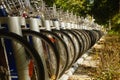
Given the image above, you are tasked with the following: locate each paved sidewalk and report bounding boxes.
[68,55,98,80]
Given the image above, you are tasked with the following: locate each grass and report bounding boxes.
[92,33,120,80]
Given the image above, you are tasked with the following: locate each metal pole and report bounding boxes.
[60,22,66,29]
[44,20,51,31]
[53,21,60,30]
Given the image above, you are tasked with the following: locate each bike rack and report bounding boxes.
[25,18,49,80]
[0,0,104,80]
[0,17,31,80]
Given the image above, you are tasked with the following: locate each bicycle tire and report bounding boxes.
[22,29,68,79]
[72,29,87,53]
[62,29,81,62]
[0,29,45,80]
[40,30,69,78]
[52,29,76,69]
[80,30,92,50]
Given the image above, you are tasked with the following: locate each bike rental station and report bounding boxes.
[0,0,104,80]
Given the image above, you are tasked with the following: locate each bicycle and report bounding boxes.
[0,28,45,80]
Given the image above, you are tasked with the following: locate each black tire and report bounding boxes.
[23,29,68,79]
[0,29,45,80]
[81,30,92,50]
[22,29,59,79]
[62,29,81,62]
[72,29,87,53]
[70,30,84,54]
[52,29,76,69]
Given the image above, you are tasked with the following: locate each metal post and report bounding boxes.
[44,20,51,31]
[19,17,26,28]
[53,21,60,30]
[49,20,54,28]
[66,22,71,29]
[60,22,66,29]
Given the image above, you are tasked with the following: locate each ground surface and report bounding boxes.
[68,34,120,80]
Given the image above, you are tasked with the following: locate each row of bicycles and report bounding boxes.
[0,0,103,80]
[0,17,103,80]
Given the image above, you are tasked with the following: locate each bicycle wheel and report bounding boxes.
[70,30,85,54]
[80,30,92,50]
[22,29,60,79]
[52,29,75,69]
[0,39,9,80]
[83,30,96,47]
[23,30,67,79]
[92,30,102,41]
[72,29,88,53]
[62,29,81,62]
[0,29,45,80]
[84,30,97,47]
[40,30,69,78]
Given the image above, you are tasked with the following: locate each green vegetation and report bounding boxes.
[108,27,120,35]
[44,0,120,32]
[54,0,89,16]
[91,0,119,25]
